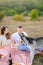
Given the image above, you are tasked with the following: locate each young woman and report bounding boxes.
[0,26,11,47]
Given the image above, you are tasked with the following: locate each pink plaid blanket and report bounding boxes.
[0,45,31,65]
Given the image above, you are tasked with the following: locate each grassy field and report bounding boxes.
[0,16,43,38]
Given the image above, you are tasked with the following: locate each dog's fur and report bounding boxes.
[24,36,43,48]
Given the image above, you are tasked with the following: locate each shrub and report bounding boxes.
[23,11,28,16]
[40,11,43,16]
[29,9,39,20]
[14,14,25,21]
[6,9,17,16]
[0,12,5,21]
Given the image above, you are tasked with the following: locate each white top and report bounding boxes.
[12,32,28,45]
[0,35,10,46]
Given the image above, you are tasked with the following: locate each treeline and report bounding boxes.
[0,0,43,21]
[0,0,43,16]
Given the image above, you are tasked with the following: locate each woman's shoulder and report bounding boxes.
[0,35,3,41]
[0,35,3,38]
[0,35,6,40]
